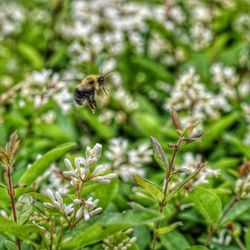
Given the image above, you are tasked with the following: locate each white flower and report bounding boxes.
[44,189,73,215]
[106,138,151,182]
[179,153,220,187]
[63,144,116,185]
[75,197,102,221]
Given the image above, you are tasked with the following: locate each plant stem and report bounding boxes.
[205,196,238,246]
[49,217,55,250]
[235,237,247,250]
[152,138,183,250]
[6,164,22,250]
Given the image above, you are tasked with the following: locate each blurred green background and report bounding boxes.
[0,0,250,249]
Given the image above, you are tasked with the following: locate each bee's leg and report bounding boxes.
[87,95,96,111]
[102,87,109,96]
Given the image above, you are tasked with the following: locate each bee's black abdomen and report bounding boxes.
[74,87,95,106]
[74,88,84,105]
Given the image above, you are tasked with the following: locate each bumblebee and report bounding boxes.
[74,71,112,112]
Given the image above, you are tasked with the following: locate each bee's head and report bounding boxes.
[97,76,105,87]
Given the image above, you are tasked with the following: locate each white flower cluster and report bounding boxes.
[178,152,220,187]
[235,174,250,200]
[165,67,229,124]
[64,143,116,185]
[233,13,250,42]
[189,3,214,50]
[19,69,72,113]
[102,228,137,250]
[211,63,239,100]
[212,228,232,246]
[62,0,167,58]
[114,88,139,111]
[44,189,74,216]
[0,2,25,40]
[106,138,152,182]
[44,144,116,224]
[44,189,102,222]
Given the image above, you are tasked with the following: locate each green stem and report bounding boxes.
[6,164,22,250]
[152,138,183,250]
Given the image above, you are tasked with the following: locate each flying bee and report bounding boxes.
[74,71,112,112]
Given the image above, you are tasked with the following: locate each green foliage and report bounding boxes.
[190,187,222,225]
[0,0,250,249]
[0,217,41,247]
[156,222,183,235]
[134,175,164,202]
[18,142,76,194]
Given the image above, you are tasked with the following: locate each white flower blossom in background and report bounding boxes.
[0,2,25,40]
[235,174,250,200]
[102,228,137,250]
[19,69,72,112]
[165,67,229,125]
[211,63,239,99]
[114,88,139,111]
[190,24,213,50]
[233,13,250,41]
[212,229,232,246]
[35,164,70,195]
[178,152,220,187]
[105,138,152,182]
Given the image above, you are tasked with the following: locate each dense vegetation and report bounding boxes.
[0,0,250,249]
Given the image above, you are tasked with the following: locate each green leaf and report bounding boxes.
[134,175,164,202]
[160,231,190,250]
[131,57,174,82]
[156,222,183,235]
[220,199,250,225]
[93,178,118,209]
[33,123,70,143]
[62,210,161,249]
[0,187,10,210]
[190,187,222,225]
[78,109,114,140]
[17,142,76,196]
[0,217,41,246]
[18,42,44,69]
[225,135,250,158]
[62,224,126,249]
[201,113,239,150]
[184,246,208,250]
[132,112,163,138]
[245,226,250,250]
[151,136,168,170]
[5,240,18,250]
[16,196,33,224]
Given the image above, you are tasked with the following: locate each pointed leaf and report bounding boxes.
[171,106,182,131]
[0,217,41,246]
[151,136,168,169]
[5,241,18,250]
[190,187,222,225]
[17,142,76,196]
[201,113,239,149]
[134,175,164,202]
[184,246,208,250]
[156,222,183,235]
